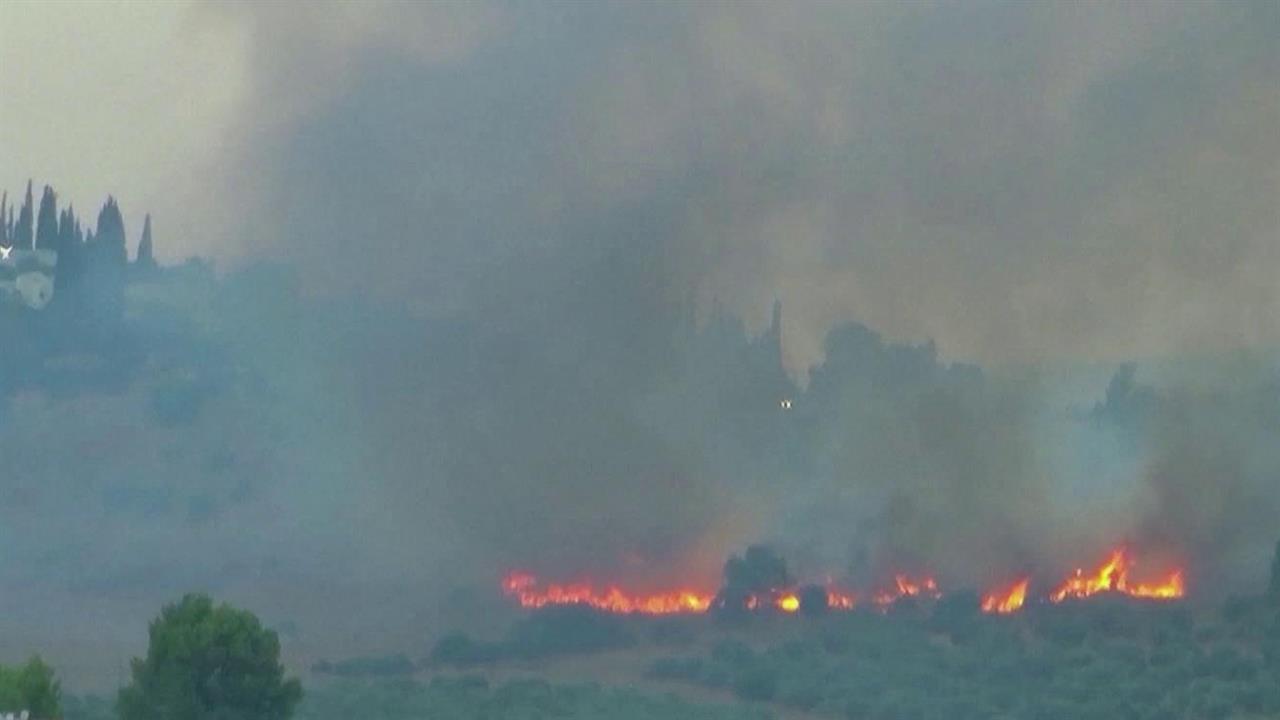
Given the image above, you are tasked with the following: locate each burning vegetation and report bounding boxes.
[503,545,1185,618]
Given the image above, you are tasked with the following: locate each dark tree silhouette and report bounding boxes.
[798,584,830,616]
[35,185,58,251]
[135,213,157,273]
[13,180,34,250]
[54,205,84,303]
[84,196,128,324]
[0,191,7,246]
[717,545,793,614]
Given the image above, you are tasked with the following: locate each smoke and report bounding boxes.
[1098,360,1280,594]
[201,0,1279,369]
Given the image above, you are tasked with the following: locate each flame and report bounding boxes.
[501,572,714,615]
[826,589,857,610]
[981,577,1029,614]
[1049,549,1184,603]
[871,574,941,606]
[503,549,1185,618]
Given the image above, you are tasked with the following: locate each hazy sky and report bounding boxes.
[3,0,1277,370]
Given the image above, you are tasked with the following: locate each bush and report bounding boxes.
[503,605,635,659]
[430,633,503,667]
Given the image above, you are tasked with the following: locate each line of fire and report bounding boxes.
[502,547,1184,618]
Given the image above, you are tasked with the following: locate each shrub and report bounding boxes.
[503,605,635,659]
[430,633,503,667]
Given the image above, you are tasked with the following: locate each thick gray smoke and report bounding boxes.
[1,0,1278,690]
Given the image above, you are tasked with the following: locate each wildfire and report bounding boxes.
[1048,549,1184,603]
[501,572,714,615]
[981,577,1029,614]
[871,574,941,606]
[826,589,857,610]
[502,548,1185,618]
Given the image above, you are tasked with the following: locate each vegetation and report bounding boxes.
[647,594,1280,719]
[312,655,415,679]
[0,656,60,718]
[295,676,774,720]
[116,594,302,720]
[716,545,793,615]
[430,605,635,668]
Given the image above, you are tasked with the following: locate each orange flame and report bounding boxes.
[871,574,941,606]
[981,577,1029,614]
[1049,549,1184,603]
[504,549,1185,618]
[826,589,857,610]
[502,572,714,615]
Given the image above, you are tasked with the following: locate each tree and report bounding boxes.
[716,545,792,614]
[117,594,302,720]
[135,213,157,273]
[54,206,84,305]
[35,185,58,250]
[0,191,7,246]
[14,180,34,250]
[798,584,830,617]
[84,196,129,325]
[0,655,61,718]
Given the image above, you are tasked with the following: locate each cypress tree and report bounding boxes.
[85,196,128,324]
[55,205,83,303]
[94,196,127,265]
[0,191,7,246]
[135,213,156,272]
[14,180,34,249]
[35,185,59,251]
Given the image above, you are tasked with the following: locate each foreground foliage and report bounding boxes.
[0,656,60,718]
[116,594,302,720]
[296,676,773,720]
[648,595,1280,720]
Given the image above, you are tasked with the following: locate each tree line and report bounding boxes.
[1,181,157,323]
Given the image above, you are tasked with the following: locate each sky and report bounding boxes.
[3,0,1277,371]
